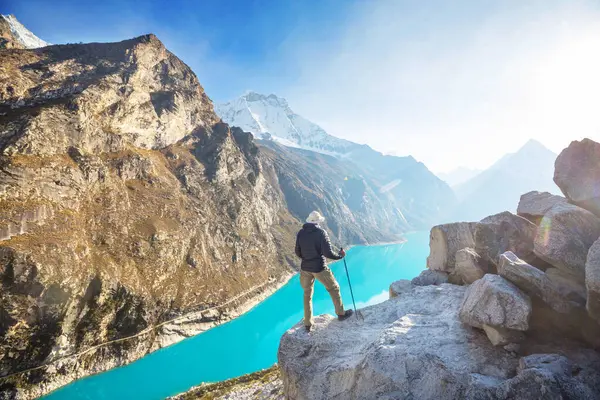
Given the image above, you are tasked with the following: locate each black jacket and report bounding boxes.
[295,223,343,272]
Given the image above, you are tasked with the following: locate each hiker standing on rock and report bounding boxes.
[295,211,354,332]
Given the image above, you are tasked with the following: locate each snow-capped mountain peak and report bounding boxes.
[0,14,50,49]
[216,92,358,156]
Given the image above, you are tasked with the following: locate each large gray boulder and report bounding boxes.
[475,212,537,269]
[455,248,486,284]
[459,274,531,331]
[498,354,600,399]
[482,324,525,346]
[545,268,587,305]
[389,279,412,298]
[411,269,449,286]
[278,284,600,399]
[587,238,600,322]
[517,191,567,224]
[534,202,600,279]
[554,138,600,217]
[498,251,580,314]
[426,222,477,274]
[279,284,519,400]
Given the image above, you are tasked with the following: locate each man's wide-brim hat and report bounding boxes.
[306,210,325,224]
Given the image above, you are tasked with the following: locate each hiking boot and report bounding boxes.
[337,309,354,321]
[305,325,312,333]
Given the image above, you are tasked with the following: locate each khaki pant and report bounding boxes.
[300,268,345,327]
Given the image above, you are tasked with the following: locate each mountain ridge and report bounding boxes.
[216,91,361,156]
[217,91,456,229]
[0,14,49,49]
[437,166,482,187]
[450,139,559,221]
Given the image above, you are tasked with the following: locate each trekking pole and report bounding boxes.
[341,248,363,320]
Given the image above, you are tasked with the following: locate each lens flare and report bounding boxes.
[539,217,552,247]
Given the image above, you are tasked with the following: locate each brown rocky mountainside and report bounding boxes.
[0,34,300,398]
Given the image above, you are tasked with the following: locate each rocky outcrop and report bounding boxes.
[411,269,448,286]
[279,283,600,399]
[426,222,477,274]
[587,238,600,322]
[554,138,600,217]
[0,203,54,241]
[388,279,412,298]
[459,274,531,331]
[498,251,581,313]
[279,284,520,400]
[517,191,566,224]
[481,325,524,347]
[455,247,485,284]
[498,354,600,399]
[425,213,537,283]
[279,138,600,400]
[475,211,537,269]
[534,202,600,279]
[545,268,587,305]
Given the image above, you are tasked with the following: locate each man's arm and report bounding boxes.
[321,230,343,260]
[295,233,302,259]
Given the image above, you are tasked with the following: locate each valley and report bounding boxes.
[1,9,599,400]
[0,16,450,399]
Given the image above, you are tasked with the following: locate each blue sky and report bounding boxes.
[3,0,600,172]
[2,0,355,101]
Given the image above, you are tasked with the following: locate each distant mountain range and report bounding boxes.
[217,92,457,230]
[217,94,562,226]
[449,139,560,221]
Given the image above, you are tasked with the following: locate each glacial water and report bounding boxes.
[42,231,430,400]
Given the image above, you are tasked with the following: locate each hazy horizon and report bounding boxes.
[5,0,600,173]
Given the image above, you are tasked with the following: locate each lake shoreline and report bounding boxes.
[32,235,428,400]
[4,273,295,400]
[342,236,408,251]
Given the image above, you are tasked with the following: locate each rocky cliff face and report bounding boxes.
[279,138,600,399]
[0,35,298,398]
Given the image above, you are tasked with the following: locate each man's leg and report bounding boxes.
[300,270,315,328]
[315,267,345,316]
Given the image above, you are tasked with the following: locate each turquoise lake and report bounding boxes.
[42,231,429,400]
